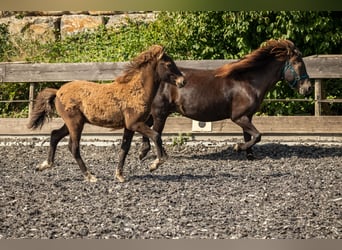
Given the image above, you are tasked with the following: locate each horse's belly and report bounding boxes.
[182,105,230,122]
[83,106,125,129]
[187,113,229,122]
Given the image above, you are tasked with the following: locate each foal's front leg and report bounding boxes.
[132,122,167,172]
[115,128,134,182]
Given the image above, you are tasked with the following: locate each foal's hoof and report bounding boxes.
[115,171,126,183]
[233,143,243,152]
[84,172,97,183]
[36,160,53,171]
[149,158,165,172]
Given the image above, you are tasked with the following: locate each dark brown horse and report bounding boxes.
[139,39,312,160]
[27,45,185,182]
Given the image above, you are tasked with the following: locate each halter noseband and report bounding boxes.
[282,61,309,88]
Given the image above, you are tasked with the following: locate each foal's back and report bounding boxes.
[55,78,147,129]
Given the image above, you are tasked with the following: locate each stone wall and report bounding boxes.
[0,11,157,42]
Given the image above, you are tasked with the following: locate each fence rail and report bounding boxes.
[1,55,342,118]
[0,55,341,138]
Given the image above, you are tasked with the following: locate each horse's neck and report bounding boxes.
[250,59,284,98]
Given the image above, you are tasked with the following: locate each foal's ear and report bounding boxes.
[157,47,165,60]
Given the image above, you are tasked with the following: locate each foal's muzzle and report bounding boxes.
[175,76,186,88]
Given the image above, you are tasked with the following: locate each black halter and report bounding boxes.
[282,61,309,88]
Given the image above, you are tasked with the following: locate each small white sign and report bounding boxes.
[192,120,212,132]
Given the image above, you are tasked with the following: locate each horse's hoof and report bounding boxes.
[246,153,255,160]
[233,143,242,152]
[149,158,165,172]
[162,151,169,161]
[36,160,53,171]
[84,172,97,183]
[139,146,151,161]
[139,152,147,161]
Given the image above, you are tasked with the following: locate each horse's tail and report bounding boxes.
[27,88,57,130]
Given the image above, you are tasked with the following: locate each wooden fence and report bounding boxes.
[0,55,342,138]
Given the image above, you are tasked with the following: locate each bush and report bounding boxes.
[0,23,11,60]
[0,11,341,117]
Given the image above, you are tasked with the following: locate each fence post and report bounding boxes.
[314,79,322,116]
[28,83,35,118]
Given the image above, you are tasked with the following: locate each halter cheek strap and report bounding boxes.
[282,61,309,88]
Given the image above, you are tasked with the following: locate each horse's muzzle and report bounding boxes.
[175,76,186,88]
[299,78,312,96]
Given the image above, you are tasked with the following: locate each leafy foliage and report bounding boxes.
[0,23,11,60]
[0,11,341,117]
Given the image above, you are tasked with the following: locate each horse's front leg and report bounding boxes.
[139,115,153,160]
[232,116,261,160]
[115,128,134,183]
[150,115,169,161]
[139,114,168,161]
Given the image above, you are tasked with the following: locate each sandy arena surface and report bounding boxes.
[0,137,341,239]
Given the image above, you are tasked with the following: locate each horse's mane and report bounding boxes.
[116,45,165,83]
[215,39,300,78]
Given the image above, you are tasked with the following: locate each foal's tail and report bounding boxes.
[27,88,57,130]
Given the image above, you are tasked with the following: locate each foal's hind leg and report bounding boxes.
[67,122,97,183]
[232,116,261,160]
[36,124,69,171]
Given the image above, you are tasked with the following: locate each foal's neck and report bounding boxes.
[141,62,160,102]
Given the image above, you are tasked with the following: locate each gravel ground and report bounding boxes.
[0,137,341,239]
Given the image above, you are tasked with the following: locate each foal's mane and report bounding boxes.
[215,39,300,78]
[116,45,165,83]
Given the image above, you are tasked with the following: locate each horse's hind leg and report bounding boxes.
[232,116,261,160]
[36,124,69,171]
[242,131,255,160]
[67,122,97,183]
[115,128,134,182]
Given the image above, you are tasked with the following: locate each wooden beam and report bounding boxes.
[28,83,35,118]
[0,62,128,83]
[314,79,322,116]
[1,55,341,83]
[1,116,342,136]
[303,55,342,79]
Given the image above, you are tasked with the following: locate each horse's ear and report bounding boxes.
[157,46,165,60]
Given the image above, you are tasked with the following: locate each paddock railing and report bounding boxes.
[0,55,341,138]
